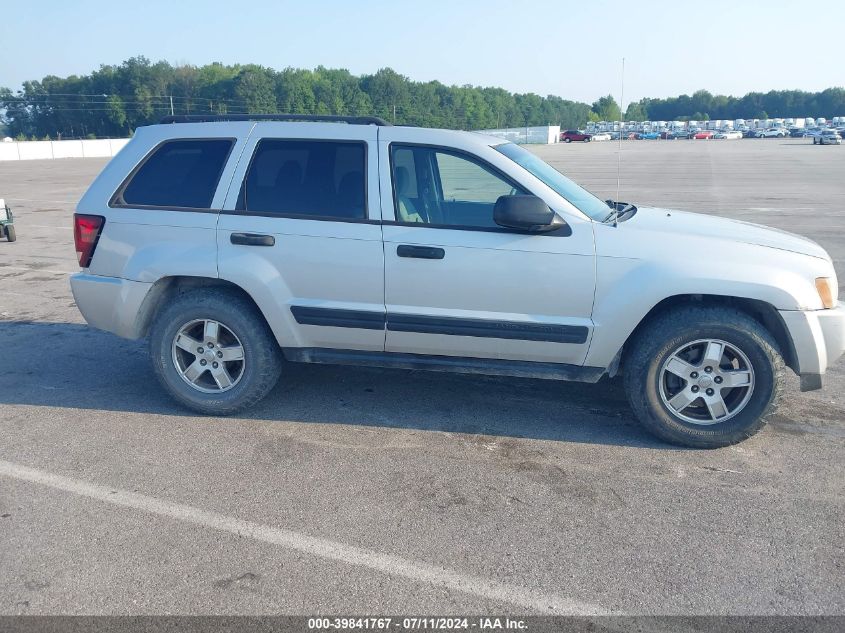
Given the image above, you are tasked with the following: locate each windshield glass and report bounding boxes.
[494,143,610,221]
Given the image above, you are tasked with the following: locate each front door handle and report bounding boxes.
[397,244,445,260]
[230,232,275,247]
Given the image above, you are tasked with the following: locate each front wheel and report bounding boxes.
[149,288,282,415]
[623,306,784,448]
[4,225,15,242]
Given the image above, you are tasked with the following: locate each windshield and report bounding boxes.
[494,142,611,221]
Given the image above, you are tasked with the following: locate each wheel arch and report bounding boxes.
[134,276,275,341]
[616,294,798,375]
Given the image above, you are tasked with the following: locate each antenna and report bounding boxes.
[615,57,625,227]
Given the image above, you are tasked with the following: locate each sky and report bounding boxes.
[1,0,840,105]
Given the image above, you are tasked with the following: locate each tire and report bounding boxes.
[564,138,571,143]
[623,306,784,448]
[4,225,15,242]
[149,288,282,415]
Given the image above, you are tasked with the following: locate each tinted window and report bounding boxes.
[119,139,233,208]
[241,140,366,219]
[391,145,525,228]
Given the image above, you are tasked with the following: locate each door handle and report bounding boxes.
[230,232,275,247]
[397,244,445,259]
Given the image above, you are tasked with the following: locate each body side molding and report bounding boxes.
[289,306,589,344]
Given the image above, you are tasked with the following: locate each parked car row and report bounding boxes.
[560,126,842,144]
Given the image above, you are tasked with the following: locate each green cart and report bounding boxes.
[0,199,15,242]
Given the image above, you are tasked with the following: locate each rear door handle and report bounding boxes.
[230,232,275,247]
[397,244,445,259]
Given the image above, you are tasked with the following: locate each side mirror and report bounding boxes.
[493,195,566,233]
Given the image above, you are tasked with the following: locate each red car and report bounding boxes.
[693,130,715,140]
[560,130,592,143]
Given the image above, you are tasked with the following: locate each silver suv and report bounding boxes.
[71,114,844,448]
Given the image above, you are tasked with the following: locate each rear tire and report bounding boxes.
[564,138,571,143]
[149,288,282,415]
[4,225,15,242]
[623,306,784,448]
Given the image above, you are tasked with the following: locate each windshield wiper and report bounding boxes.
[604,199,637,224]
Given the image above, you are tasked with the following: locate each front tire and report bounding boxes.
[149,288,282,415]
[623,306,784,448]
[4,225,15,242]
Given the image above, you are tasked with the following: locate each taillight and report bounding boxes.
[73,214,105,268]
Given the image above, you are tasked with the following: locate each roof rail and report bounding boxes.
[159,113,392,126]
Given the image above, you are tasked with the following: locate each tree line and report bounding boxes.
[0,57,592,139]
[622,88,845,123]
[1,57,843,139]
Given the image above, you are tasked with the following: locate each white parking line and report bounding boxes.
[0,459,606,614]
[4,197,77,205]
[0,266,75,275]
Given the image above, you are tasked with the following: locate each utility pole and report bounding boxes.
[169,95,174,116]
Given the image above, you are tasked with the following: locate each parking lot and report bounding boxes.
[1,138,843,615]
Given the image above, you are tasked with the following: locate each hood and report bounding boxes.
[626,207,831,261]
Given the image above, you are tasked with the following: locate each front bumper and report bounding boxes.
[70,273,153,339]
[780,302,845,390]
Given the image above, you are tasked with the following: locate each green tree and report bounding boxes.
[591,95,622,121]
[624,101,647,121]
[106,95,127,132]
[233,66,277,113]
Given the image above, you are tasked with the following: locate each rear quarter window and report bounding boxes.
[113,139,234,209]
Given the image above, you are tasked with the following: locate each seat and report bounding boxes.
[273,160,303,212]
[394,166,424,223]
[336,171,365,218]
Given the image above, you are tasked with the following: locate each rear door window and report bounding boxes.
[116,139,233,209]
[239,140,366,219]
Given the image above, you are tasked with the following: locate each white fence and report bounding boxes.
[0,138,130,161]
[474,125,560,144]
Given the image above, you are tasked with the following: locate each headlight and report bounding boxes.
[815,277,837,309]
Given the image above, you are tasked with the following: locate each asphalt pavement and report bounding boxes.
[0,138,843,615]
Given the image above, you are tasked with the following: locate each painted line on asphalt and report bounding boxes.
[0,459,606,615]
[0,266,75,275]
[4,197,77,205]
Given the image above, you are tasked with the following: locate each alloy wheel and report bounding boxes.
[171,319,245,393]
[658,339,755,425]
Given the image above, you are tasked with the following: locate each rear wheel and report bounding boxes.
[4,225,15,242]
[624,306,784,448]
[564,138,572,143]
[149,288,282,415]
